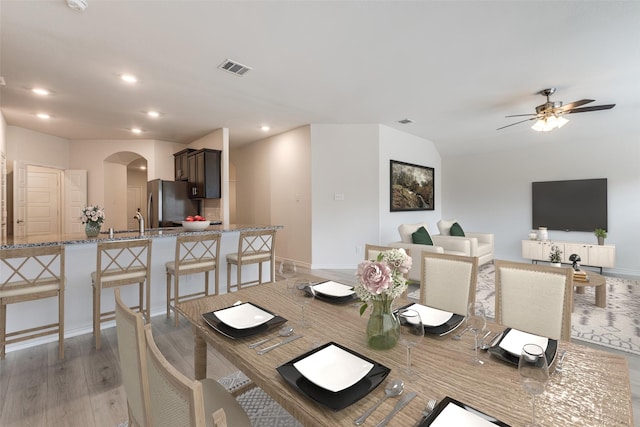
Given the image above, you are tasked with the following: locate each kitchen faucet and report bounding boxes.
[134,208,145,234]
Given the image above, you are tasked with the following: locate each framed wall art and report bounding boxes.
[390,160,434,211]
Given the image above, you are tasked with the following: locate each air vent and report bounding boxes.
[396,118,414,124]
[218,59,252,76]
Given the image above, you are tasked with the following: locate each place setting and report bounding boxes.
[394,302,465,337]
[486,328,558,367]
[201,301,289,340]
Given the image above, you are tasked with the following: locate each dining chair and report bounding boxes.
[1,245,65,360]
[144,326,252,427]
[494,260,573,341]
[419,252,478,316]
[166,233,221,326]
[226,229,276,292]
[91,239,152,349]
[114,288,151,427]
[364,243,411,262]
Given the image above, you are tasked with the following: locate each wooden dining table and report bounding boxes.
[175,276,634,426]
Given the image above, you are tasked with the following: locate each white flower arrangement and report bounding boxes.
[355,248,412,315]
[81,205,105,225]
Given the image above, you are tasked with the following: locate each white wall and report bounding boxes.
[232,126,312,266]
[442,132,640,276]
[6,126,70,169]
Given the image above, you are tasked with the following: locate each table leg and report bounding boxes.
[193,327,207,380]
[595,284,606,308]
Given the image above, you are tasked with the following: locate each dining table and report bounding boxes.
[175,275,634,426]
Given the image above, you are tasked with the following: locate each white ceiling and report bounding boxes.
[1,1,639,157]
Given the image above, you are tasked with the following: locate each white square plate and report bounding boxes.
[293,344,373,392]
[312,281,355,298]
[403,303,453,327]
[213,303,274,330]
[429,401,499,427]
[499,329,548,357]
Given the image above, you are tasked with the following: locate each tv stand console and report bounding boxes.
[521,240,615,274]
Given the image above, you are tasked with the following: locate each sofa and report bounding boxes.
[388,220,494,282]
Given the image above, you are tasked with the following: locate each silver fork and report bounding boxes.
[413,398,437,427]
[452,326,470,340]
[554,350,567,373]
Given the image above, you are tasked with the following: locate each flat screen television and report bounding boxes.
[532,178,607,232]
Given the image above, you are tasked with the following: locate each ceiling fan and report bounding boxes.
[497,88,615,131]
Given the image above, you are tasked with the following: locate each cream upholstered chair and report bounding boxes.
[1,245,65,360]
[226,229,276,292]
[166,233,221,326]
[144,326,252,427]
[364,244,412,263]
[494,260,573,341]
[114,288,151,427]
[92,239,152,349]
[419,252,478,316]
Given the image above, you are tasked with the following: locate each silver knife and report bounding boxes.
[374,391,417,427]
[257,335,303,355]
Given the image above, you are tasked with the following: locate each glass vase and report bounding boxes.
[366,297,400,350]
[85,222,101,238]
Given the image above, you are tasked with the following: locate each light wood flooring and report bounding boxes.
[0,268,638,426]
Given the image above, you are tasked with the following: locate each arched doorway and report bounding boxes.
[103,152,147,230]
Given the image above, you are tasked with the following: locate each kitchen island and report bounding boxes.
[1,223,282,355]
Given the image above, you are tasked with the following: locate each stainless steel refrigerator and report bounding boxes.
[147,179,199,228]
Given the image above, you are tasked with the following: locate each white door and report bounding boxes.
[65,170,87,234]
[13,160,27,238]
[26,165,61,236]
[1,152,6,241]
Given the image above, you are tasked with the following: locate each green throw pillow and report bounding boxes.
[450,222,465,237]
[412,226,433,245]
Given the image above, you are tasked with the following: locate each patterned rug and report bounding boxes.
[117,371,300,427]
[408,264,640,356]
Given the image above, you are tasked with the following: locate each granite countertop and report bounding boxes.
[1,223,283,249]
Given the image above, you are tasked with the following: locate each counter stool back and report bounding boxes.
[226,230,276,292]
[92,239,152,349]
[166,233,221,326]
[1,245,65,360]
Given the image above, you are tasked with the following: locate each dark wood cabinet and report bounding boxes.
[173,148,195,181]
[187,149,221,199]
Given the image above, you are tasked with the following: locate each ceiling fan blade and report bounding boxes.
[565,104,616,114]
[496,117,536,130]
[558,99,594,111]
[504,113,538,118]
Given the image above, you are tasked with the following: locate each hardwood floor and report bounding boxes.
[1,268,638,426]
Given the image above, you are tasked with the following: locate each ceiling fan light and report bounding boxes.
[556,116,569,128]
[532,118,551,132]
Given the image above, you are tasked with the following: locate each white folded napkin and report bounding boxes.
[498,329,548,357]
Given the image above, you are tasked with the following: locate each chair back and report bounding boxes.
[420,252,478,316]
[235,230,276,264]
[364,244,411,262]
[1,245,65,298]
[144,326,214,427]
[114,288,151,427]
[494,260,573,341]
[95,239,152,288]
[170,233,220,285]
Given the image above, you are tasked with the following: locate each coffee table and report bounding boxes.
[573,270,606,309]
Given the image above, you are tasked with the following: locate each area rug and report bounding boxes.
[408,264,640,356]
[117,371,301,427]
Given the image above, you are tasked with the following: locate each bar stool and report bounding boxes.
[226,229,276,292]
[92,239,152,349]
[166,233,221,326]
[1,245,65,360]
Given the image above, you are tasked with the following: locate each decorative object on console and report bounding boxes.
[389,160,434,211]
[528,230,538,240]
[81,205,105,237]
[355,248,412,350]
[548,243,562,266]
[594,228,607,246]
[537,227,548,241]
[569,253,581,271]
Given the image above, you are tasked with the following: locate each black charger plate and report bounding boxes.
[395,303,465,336]
[201,302,287,339]
[487,327,558,366]
[276,341,390,411]
[419,396,511,426]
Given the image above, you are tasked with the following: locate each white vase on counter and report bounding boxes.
[537,227,548,241]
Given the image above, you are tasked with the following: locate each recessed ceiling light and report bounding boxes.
[261,125,270,131]
[147,111,160,118]
[36,113,51,119]
[120,73,138,83]
[32,87,50,96]
[131,128,143,134]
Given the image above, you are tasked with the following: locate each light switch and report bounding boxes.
[334,193,345,201]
